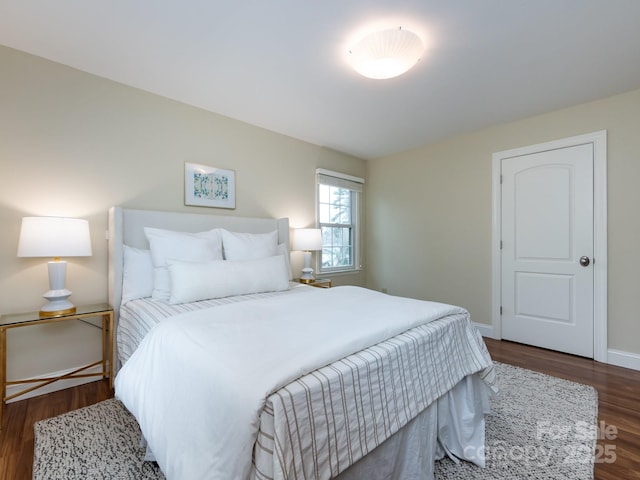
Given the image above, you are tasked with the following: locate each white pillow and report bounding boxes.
[276,242,293,280]
[221,229,278,261]
[121,245,154,304]
[144,227,223,301]
[167,255,290,304]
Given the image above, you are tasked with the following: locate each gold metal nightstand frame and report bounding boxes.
[297,278,332,288]
[0,303,113,428]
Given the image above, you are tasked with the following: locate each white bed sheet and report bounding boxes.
[115,286,495,480]
[117,282,307,364]
[253,308,494,479]
[336,372,491,480]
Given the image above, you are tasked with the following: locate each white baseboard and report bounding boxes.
[474,323,640,371]
[473,322,495,339]
[6,364,105,403]
[607,349,640,371]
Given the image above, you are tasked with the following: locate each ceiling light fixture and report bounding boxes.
[349,26,424,80]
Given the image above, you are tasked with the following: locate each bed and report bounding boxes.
[108,206,496,480]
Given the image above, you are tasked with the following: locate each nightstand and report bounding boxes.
[0,303,113,427]
[298,278,332,288]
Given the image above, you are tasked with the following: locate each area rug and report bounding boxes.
[33,362,598,480]
[434,362,597,479]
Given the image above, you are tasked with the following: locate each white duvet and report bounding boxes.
[115,286,467,480]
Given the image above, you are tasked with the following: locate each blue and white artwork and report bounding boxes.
[193,172,229,200]
[185,162,235,209]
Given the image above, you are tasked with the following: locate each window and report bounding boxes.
[316,169,364,274]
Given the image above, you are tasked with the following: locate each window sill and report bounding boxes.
[319,268,363,277]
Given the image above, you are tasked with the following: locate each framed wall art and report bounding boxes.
[184,162,236,209]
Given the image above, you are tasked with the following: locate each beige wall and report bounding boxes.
[0,46,366,386]
[3,42,638,389]
[366,88,640,356]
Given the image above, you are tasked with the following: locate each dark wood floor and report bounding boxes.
[0,339,638,479]
[0,379,113,480]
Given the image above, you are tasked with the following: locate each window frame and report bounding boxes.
[316,169,364,275]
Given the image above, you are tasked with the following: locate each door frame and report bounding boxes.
[491,131,608,362]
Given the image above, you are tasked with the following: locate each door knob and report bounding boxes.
[579,256,591,267]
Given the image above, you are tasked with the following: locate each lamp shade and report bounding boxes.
[17,217,92,258]
[293,228,323,252]
[349,26,424,80]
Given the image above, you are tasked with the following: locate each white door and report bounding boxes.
[501,143,594,357]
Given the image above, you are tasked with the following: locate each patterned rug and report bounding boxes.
[33,362,597,480]
[434,362,597,479]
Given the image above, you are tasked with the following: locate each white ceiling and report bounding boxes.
[2,1,640,160]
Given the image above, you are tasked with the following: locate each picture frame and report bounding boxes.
[184,162,236,209]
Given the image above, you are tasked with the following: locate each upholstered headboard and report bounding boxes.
[107,206,290,366]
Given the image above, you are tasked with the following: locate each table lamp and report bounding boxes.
[17,216,92,316]
[293,228,323,283]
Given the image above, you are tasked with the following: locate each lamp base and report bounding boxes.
[299,266,315,283]
[40,287,75,317]
[299,251,316,283]
[39,306,76,317]
[38,260,76,316]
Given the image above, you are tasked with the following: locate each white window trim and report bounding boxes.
[316,168,365,186]
[316,169,364,275]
